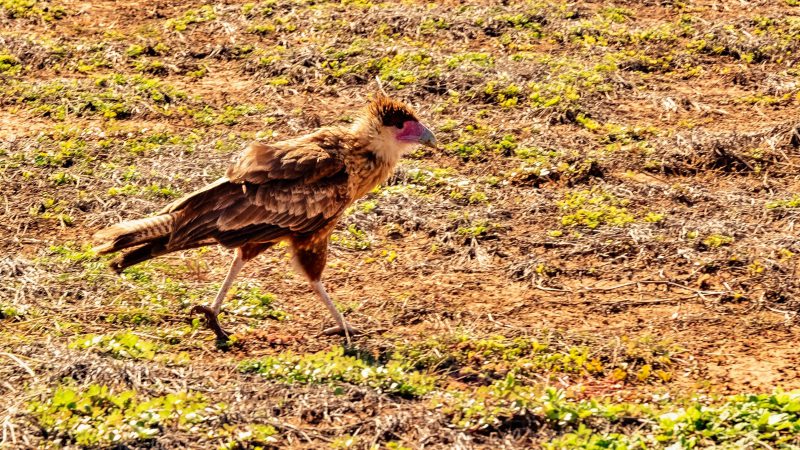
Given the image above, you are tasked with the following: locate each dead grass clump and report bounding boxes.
[647,122,800,175]
[0,0,66,22]
[688,17,800,64]
[0,35,66,72]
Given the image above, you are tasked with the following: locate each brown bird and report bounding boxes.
[92,94,436,342]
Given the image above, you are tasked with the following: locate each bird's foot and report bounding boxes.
[321,324,362,336]
[190,305,231,341]
[320,324,362,344]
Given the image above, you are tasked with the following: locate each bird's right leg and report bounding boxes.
[310,280,360,342]
[191,248,245,340]
[293,237,359,344]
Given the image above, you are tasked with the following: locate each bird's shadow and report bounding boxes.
[214,335,241,351]
[341,342,394,366]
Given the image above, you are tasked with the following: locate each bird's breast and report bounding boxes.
[348,159,394,201]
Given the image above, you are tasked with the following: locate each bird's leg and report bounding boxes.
[191,248,245,340]
[293,237,360,344]
[310,280,359,344]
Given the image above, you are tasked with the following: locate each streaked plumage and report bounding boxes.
[92,94,436,341]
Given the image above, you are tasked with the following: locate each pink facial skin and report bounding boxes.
[396,120,437,148]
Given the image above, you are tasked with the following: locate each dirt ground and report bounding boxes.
[2,0,800,448]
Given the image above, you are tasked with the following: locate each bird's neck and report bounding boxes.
[348,117,410,168]
[339,123,404,200]
[347,148,396,201]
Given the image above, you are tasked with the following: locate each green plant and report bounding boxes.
[445,140,486,160]
[165,5,216,31]
[47,244,97,262]
[240,346,437,397]
[33,138,86,167]
[331,224,371,250]
[8,75,185,120]
[145,183,181,198]
[1,0,66,20]
[226,284,287,320]
[435,374,545,430]
[29,385,223,447]
[49,171,76,185]
[599,6,632,23]
[218,424,278,449]
[0,52,21,74]
[457,221,492,238]
[484,80,523,107]
[0,303,28,320]
[446,52,493,69]
[191,104,262,126]
[558,189,634,229]
[766,196,800,209]
[395,334,674,384]
[376,52,432,89]
[29,198,73,226]
[126,44,145,57]
[643,212,665,223]
[69,332,159,359]
[703,234,734,248]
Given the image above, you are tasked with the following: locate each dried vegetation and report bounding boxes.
[2,0,800,448]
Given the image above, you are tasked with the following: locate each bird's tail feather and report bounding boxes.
[108,238,213,273]
[108,237,168,273]
[92,214,175,255]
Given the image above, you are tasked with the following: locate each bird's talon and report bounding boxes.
[321,325,362,337]
[190,305,231,341]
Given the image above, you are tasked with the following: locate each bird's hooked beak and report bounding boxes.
[398,121,438,149]
[418,124,437,149]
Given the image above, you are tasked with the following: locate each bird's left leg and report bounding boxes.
[293,237,359,344]
[191,243,273,340]
[191,247,245,340]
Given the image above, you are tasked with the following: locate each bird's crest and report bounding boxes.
[367,93,418,129]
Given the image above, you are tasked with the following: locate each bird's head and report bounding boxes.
[354,94,437,163]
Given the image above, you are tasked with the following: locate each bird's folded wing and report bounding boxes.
[227,140,345,184]
[216,180,349,232]
[166,138,350,249]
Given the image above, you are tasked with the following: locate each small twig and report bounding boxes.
[532,279,729,297]
[533,284,571,293]
[580,280,727,296]
[2,414,17,446]
[0,352,35,377]
[375,76,388,96]
[486,313,526,331]
[597,295,698,308]
[266,419,331,443]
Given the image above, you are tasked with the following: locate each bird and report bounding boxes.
[92,93,437,342]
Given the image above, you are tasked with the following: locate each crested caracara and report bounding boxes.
[92,94,436,342]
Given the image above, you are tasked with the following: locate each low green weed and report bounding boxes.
[29,385,223,447]
[240,346,437,397]
[69,332,158,360]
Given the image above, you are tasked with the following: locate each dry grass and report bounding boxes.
[2,0,800,448]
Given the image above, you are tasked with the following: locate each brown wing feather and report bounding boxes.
[166,133,350,250]
[226,136,346,184]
